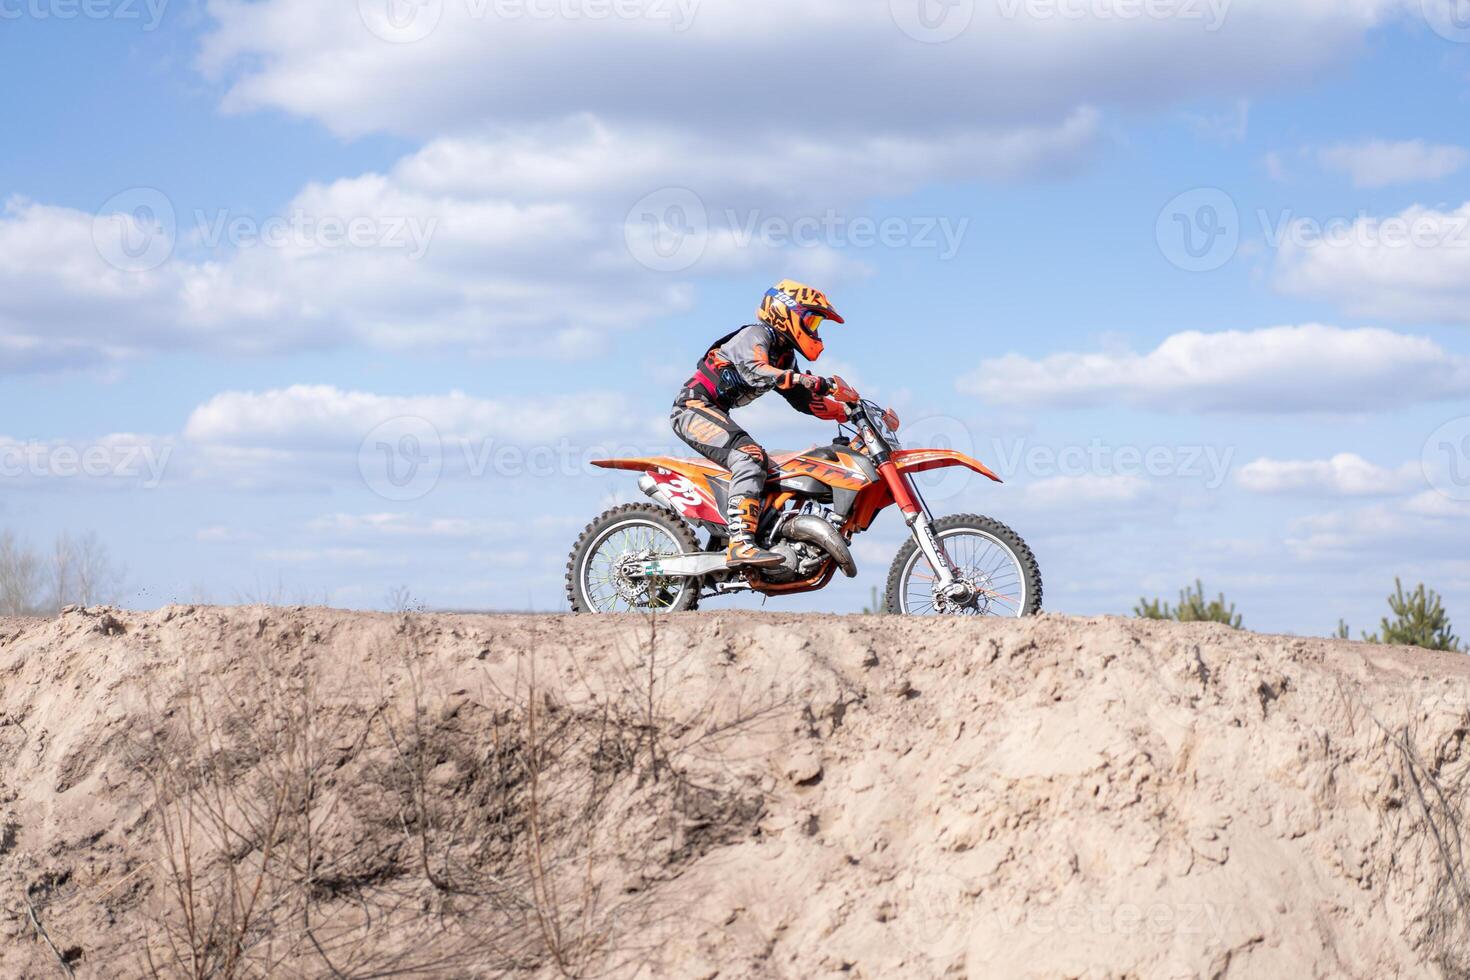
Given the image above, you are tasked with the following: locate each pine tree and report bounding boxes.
[1134,580,1242,628]
[1361,579,1462,653]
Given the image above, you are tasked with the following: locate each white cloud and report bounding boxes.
[392,113,1101,205]
[4,109,1087,373]
[1317,139,1468,188]
[184,384,647,447]
[1287,491,1470,560]
[167,383,674,489]
[1236,453,1419,496]
[960,324,1470,412]
[1181,100,1250,144]
[196,525,259,543]
[0,183,694,373]
[1273,203,1470,324]
[0,432,175,488]
[1021,473,1154,508]
[305,512,516,537]
[197,0,1413,141]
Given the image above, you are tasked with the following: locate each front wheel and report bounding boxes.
[883,514,1042,617]
[566,503,702,613]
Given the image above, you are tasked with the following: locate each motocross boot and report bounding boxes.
[725,497,784,569]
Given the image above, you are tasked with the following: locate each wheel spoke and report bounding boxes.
[579,517,693,614]
[898,526,1029,619]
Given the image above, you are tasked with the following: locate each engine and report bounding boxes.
[757,507,860,584]
[761,539,832,584]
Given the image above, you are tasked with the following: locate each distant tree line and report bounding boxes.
[1136,578,1464,654]
[0,529,125,616]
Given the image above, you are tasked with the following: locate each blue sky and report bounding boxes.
[4,0,1470,632]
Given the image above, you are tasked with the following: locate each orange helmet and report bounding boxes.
[757,279,844,361]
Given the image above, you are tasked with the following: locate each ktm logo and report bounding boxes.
[781,455,868,490]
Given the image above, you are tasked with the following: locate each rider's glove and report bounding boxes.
[781,371,832,396]
[810,398,850,422]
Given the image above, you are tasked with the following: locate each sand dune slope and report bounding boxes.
[1,607,1467,978]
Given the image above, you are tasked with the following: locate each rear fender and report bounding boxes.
[594,457,727,526]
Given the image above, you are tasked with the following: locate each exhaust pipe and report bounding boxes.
[780,515,858,579]
[639,474,680,513]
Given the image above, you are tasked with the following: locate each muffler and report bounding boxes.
[779,515,858,579]
[639,474,680,512]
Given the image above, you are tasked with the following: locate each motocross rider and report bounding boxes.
[671,279,858,569]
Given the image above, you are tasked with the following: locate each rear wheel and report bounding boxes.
[883,514,1042,617]
[566,503,702,613]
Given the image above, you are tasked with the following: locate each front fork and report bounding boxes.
[877,461,958,589]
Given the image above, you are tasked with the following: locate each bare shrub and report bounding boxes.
[1361,694,1470,975]
[0,529,124,616]
[131,613,775,978]
[0,530,43,616]
[50,531,126,611]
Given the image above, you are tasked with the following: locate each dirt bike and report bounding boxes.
[565,391,1042,616]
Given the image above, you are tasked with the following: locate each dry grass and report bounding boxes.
[127,613,773,978]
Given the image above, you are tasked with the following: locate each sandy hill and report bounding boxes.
[1,607,1467,978]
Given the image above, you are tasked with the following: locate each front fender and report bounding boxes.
[888,449,1004,484]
